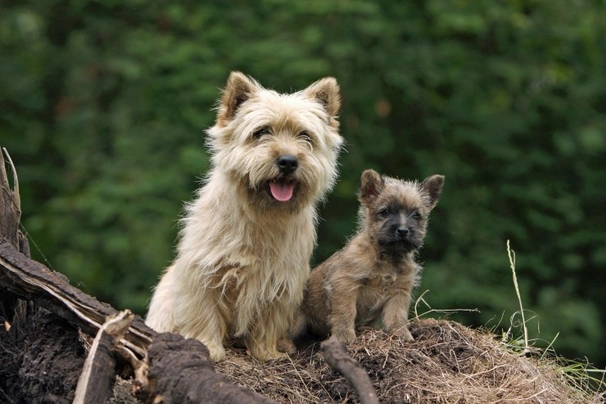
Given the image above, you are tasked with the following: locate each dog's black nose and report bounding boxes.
[396,227,409,237]
[277,155,298,174]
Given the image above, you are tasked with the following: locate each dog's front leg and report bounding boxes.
[175,287,229,362]
[329,285,359,344]
[247,299,292,360]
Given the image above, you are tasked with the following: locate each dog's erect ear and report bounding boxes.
[302,77,341,116]
[359,169,385,205]
[420,175,445,210]
[219,71,259,122]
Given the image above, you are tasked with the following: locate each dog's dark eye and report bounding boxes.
[377,208,391,217]
[411,211,423,220]
[298,130,313,143]
[253,127,271,139]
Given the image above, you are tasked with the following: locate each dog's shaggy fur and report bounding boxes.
[299,169,444,343]
[146,72,343,361]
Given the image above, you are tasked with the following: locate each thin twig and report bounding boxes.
[1,148,20,210]
[413,290,480,321]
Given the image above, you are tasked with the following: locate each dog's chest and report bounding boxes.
[225,216,315,288]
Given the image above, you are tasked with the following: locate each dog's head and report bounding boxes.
[358,169,445,255]
[206,72,344,213]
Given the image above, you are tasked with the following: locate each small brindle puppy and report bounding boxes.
[300,169,444,343]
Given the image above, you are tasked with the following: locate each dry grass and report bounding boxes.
[215,319,605,404]
[214,241,605,403]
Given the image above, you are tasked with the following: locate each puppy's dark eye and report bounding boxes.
[377,208,391,217]
[253,127,271,139]
[298,130,313,143]
[411,211,423,220]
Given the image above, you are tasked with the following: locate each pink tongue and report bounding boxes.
[269,181,294,202]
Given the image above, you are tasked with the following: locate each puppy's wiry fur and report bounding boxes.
[146,72,343,361]
[300,170,444,343]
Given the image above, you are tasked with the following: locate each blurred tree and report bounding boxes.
[1,0,604,366]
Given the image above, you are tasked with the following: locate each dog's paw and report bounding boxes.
[206,343,227,362]
[248,343,289,361]
[277,338,297,355]
[333,328,356,344]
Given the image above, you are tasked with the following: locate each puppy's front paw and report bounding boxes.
[333,328,356,344]
[392,326,414,342]
[277,338,297,355]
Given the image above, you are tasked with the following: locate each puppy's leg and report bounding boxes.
[382,280,415,341]
[289,308,308,339]
[277,338,297,355]
[329,285,359,344]
[273,308,307,355]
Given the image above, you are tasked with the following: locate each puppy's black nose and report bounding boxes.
[277,154,298,174]
[396,227,409,237]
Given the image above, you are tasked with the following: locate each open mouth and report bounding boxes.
[267,177,296,202]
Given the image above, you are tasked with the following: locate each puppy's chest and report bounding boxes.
[359,262,416,301]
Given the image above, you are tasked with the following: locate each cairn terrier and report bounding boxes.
[300,169,444,343]
[146,72,343,361]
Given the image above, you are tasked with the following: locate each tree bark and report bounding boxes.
[145,333,276,404]
[74,310,135,404]
[0,147,30,326]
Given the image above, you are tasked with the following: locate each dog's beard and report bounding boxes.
[377,231,423,254]
[380,239,421,254]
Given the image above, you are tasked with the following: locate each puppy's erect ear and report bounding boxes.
[302,77,341,116]
[359,169,385,205]
[218,71,259,123]
[420,175,445,210]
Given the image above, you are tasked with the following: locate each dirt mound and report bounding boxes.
[216,318,603,404]
[1,314,602,403]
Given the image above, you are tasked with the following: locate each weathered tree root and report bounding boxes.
[321,335,379,404]
[74,310,135,404]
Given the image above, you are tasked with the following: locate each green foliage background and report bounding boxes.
[1,1,605,367]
